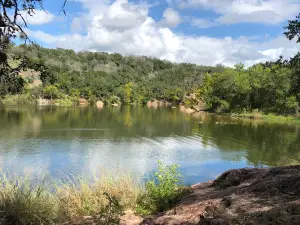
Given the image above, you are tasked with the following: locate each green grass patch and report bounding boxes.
[230,111,300,124]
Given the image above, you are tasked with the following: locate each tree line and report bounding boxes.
[1,0,300,115]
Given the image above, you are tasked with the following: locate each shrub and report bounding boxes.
[43,85,60,100]
[183,98,198,109]
[69,88,80,98]
[212,99,230,113]
[106,95,121,105]
[95,192,124,225]
[1,94,36,105]
[136,161,186,215]
[88,95,97,105]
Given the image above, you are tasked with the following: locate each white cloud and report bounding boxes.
[161,8,181,27]
[182,0,300,26]
[191,18,217,28]
[20,10,54,25]
[27,0,300,67]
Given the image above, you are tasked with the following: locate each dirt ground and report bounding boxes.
[140,165,300,225]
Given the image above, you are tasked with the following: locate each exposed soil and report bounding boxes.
[140,165,300,225]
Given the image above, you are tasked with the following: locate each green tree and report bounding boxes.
[284,13,300,43]
[43,85,59,100]
[123,82,133,105]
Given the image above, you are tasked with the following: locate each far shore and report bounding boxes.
[1,97,300,125]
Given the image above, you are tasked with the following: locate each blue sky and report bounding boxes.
[22,0,300,66]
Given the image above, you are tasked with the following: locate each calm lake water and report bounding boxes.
[0,106,299,185]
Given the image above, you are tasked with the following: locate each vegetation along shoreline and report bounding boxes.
[1,162,300,225]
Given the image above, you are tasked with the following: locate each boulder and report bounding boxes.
[37,98,51,106]
[185,108,196,114]
[158,101,165,107]
[147,100,158,108]
[193,105,202,112]
[179,105,195,114]
[165,101,172,107]
[96,100,104,108]
[79,98,88,106]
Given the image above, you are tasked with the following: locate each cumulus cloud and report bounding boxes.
[183,0,300,27]
[27,0,300,67]
[20,10,54,25]
[161,8,181,27]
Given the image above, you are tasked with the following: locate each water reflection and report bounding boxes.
[0,106,299,185]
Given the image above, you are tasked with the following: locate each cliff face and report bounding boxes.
[141,166,300,225]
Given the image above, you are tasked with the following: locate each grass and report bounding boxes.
[230,111,300,123]
[0,174,58,225]
[0,171,141,225]
[0,163,186,224]
[56,172,141,222]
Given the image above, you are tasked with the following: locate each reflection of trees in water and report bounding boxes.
[190,114,300,166]
[0,107,300,167]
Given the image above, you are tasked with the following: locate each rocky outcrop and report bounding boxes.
[141,165,300,225]
[147,100,172,108]
[79,98,88,106]
[147,100,158,108]
[180,105,196,114]
[37,98,52,106]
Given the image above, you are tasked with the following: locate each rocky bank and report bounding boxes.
[141,165,300,225]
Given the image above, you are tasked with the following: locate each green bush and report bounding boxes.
[88,95,97,105]
[136,161,186,215]
[43,85,60,100]
[106,95,121,105]
[183,98,198,109]
[54,96,78,107]
[1,94,37,105]
[95,192,124,225]
[213,99,230,113]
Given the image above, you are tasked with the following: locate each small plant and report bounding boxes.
[136,161,186,215]
[95,192,124,225]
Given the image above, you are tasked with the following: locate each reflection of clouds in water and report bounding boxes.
[75,136,244,181]
[0,136,249,183]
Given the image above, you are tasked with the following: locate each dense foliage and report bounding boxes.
[2,43,300,115]
[196,60,300,114]
[4,44,220,105]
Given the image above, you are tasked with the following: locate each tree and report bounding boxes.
[0,0,67,93]
[43,85,59,100]
[284,13,300,43]
[284,13,300,106]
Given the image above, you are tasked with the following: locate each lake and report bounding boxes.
[0,106,299,185]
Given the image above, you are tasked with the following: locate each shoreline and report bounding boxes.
[228,112,300,124]
[1,99,300,124]
[140,165,300,225]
